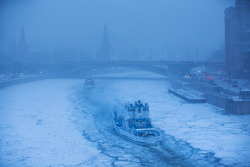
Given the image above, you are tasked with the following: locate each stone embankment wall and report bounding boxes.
[226,99,250,115]
[199,86,250,115]
[169,78,250,115]
[205,92,227,109]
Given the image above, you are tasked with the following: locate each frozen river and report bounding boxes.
[0,71,250,167]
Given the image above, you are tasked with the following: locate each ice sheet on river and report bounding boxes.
[0,71,250,166]
[0,80,111,166]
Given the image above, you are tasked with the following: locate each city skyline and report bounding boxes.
[0,0,234,61]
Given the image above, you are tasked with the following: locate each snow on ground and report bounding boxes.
[0,80,109,167]
[0,71,250,166]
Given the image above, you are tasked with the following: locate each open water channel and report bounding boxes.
[70,76,223,167]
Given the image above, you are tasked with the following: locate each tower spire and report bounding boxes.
[18,26,29,60]
[99,23,111,61]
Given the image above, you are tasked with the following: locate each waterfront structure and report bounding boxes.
[224,0,250,79]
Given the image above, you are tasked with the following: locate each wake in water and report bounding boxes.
[69,79,225,167]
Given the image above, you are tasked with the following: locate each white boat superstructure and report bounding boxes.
[113,100,162,146]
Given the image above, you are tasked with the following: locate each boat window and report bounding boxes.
[148,130,160,136]
[138,131,145,137]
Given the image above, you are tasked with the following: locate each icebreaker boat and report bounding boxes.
[84,77,95,87]
[113,100,162,146]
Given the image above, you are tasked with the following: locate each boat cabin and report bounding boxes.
[123,100,152,129]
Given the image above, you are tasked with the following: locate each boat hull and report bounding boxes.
[113,121,161,146]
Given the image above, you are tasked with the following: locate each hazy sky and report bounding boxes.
[1,0,234,61]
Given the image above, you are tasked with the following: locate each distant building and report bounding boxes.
[243,30,250,80]
[224,0,250,79]
[99,24,111,61]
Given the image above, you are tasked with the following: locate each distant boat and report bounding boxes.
[84,77,95,87]
[113,100,162,146]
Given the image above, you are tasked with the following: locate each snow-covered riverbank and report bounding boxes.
[0,71,250,166]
